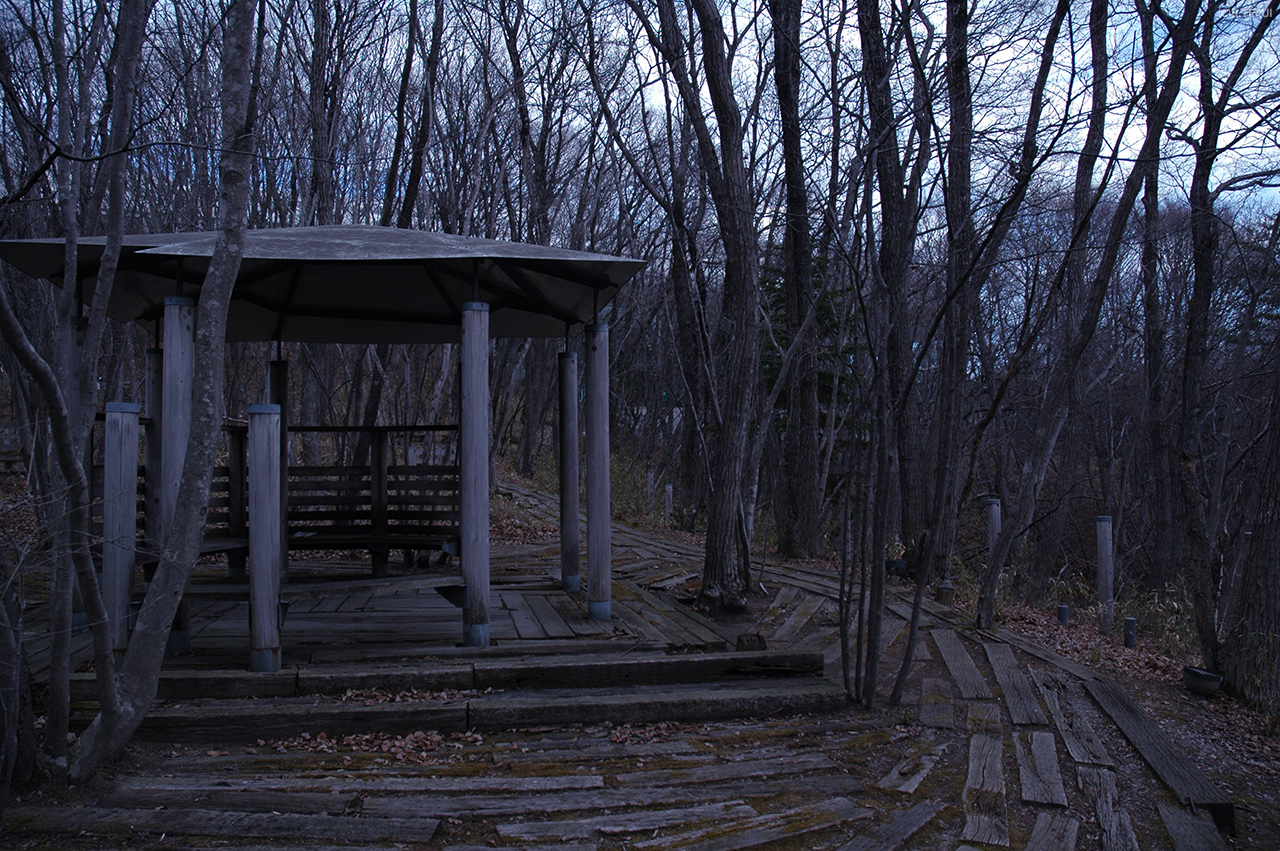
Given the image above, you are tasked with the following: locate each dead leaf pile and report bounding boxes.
[337,687,490,705]
[581,720,693,745]
[260,729,457,764]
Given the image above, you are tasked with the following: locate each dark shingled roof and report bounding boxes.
[0,225,646,343]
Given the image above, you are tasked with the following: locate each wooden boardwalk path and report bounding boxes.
[9,478,1244,848]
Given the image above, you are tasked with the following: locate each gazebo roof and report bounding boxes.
[0,226,646,343]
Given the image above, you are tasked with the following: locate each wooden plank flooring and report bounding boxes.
[1031,667,1114,768]
[1025,811,1079,851]
[1015,731,1067,806]
[933,629,994,700]
[962,733,1009,846]
[1077,765,1140,851]
[984,642,1047,725]
[835,800,945,851]
[1085,677,1234,833]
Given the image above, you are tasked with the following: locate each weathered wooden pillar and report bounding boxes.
[268,358,289,583]
[143,348,163,556]
[460,303,490,646]
[558,351,580,593]
[162,297,194,655]
[585,323,611,620]
[987,497,1001,555]
[248,404,283,672]
[225,426,248,581]
[370,428,389,578]
[1097,515,1114,634]
[103,402,140,667]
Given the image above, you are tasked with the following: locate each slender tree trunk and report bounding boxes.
[770,0,821,558]
[976,0,1204,628]
[68,0,258,780]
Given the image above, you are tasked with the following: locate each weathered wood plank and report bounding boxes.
[984,642,1047,725]
[967,702,1002,731]
[495,801,756,841]
[99,788,353,815]
[772,592,825,646]
[1031,667,1114,768]
[933,629,993,699]
[1015,731,1067,806]
[3,806,439,845]
[1085,677,1233,834]
[614,751,833,787]
[364,776,864,820]
[501,593,546,640]
[879,616,907,654]
[835,800,946,851]
[962,733,1009,847]
[632,798,870,851]
[115,773,605,796]
[886,600,932,628]
[524,592,577,639]
[760,584,799,625]
[1025,812,1079,851]
[1078,766,1140,851]
[876,738,947,793]
[1158,801,1229,851]
[920,677,954,729]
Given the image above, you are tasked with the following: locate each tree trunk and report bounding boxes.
[975,0,1204,628]
[769,0,821,558]
[68,0,258,780]
[1218,367,1280,717]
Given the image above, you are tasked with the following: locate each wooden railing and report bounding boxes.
[90,421,460,576]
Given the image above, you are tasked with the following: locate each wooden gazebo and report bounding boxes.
[0,225,645,670]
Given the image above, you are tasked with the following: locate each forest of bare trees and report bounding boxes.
[1,0,1279,782]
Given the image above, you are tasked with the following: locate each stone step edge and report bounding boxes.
[74,679,849,743]
[70,648,826,702]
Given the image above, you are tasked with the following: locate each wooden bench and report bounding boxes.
[286,461,461,574]
[88,420,460,579]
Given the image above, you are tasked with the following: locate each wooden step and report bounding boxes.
[71,649,824,702]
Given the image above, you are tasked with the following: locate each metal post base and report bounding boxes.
[464,623,490,647]
[250,648,281,673]
[588,601,611,621]
[562,574,580,593]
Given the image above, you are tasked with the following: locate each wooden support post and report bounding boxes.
[1097,515,1114,634]
[558,351,580,593]
[226,426,247,581]
[162,297,194,655]
[248,404,283,672]
[268,359,289,583]
[461,304,490,646]
[143,348,163,560]
[987,497,1001,554]
[103,402,140,667]
[370,429,389,578]
[585,323,611,620]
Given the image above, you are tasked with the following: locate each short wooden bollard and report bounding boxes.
[248,404,283,673]
[1057,605,1069,627]
[1097,515,1114,634]
[1124,617,1137,648]
[987,497,1001,554]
